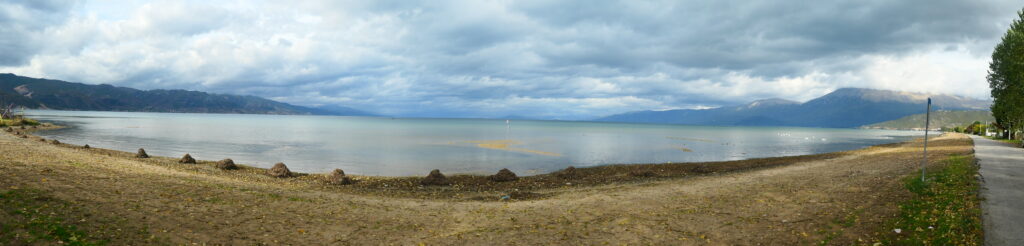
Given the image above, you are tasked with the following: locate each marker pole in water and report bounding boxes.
[921,97,931,182]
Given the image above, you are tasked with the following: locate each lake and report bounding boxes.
[24,110,925,176]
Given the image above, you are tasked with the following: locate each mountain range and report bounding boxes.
[0,73,993,127]
[596,88,990,128]
[0,73,373,116]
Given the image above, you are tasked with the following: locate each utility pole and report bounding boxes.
[921,98,931,182]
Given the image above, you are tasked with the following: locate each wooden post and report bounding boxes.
[922,98,931,182]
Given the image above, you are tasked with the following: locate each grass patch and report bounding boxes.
[0,117,40,127]
[0,188,104,245]
[880,154,982,245]
[984,136,1021,146]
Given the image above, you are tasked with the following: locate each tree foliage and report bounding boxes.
[988,9,1024,139]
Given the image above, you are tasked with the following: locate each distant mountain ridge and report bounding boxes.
[862,110,994,130]
[0,73,373,116]
[596,88,990,128]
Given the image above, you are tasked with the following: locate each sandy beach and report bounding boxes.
[0,127,973,244]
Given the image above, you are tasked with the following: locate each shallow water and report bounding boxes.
[25,110,925,176]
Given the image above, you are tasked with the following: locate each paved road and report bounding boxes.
[970,135,1024,246]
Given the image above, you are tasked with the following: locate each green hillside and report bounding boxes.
[862,110,993,130]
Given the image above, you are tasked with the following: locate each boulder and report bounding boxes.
[19,135,26,138]
[216,159,237,170]
[488,168,519,182]
[83,144,90,149]
[50,139,60,145]
[327,168,353,185]
[136,148,149,158]
[420,169,450,186]
[267,162,292,178]
[19,126,25,130]
[179,153,196,164]
[3,127,11,132]
[555,166,578,179]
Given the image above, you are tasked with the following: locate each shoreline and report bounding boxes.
[0,122,976,244]
[11,122,906,200]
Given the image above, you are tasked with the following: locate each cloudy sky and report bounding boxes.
[0,0,1019,119]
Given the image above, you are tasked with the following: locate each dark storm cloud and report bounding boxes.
[0,0,1017,119]
[499,0,1010,74]
[0,0,74,66]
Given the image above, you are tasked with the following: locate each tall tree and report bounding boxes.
[988,9,1024,139]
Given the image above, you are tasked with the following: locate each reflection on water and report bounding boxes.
[25,110,924,176]
[462,140,562,157]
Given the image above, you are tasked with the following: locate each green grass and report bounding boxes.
[881,155,983,245]
[0,117,40,127]
[984,136,1021,146]
[0,189,104,245]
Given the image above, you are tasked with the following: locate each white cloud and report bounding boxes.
[854,45,992,99]
[0,0,1016,118]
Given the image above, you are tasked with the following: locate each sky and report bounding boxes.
[0,0,1019,119]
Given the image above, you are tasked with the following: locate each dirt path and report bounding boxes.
[0,132,973,245]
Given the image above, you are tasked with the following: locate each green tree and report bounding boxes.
[989,9,1024,140]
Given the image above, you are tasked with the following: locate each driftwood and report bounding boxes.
[0,104,13,119]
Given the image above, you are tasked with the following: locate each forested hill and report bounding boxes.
[861,110,994,130]
[0,73,373,116]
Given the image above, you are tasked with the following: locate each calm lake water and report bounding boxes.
[25,110,925,176]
